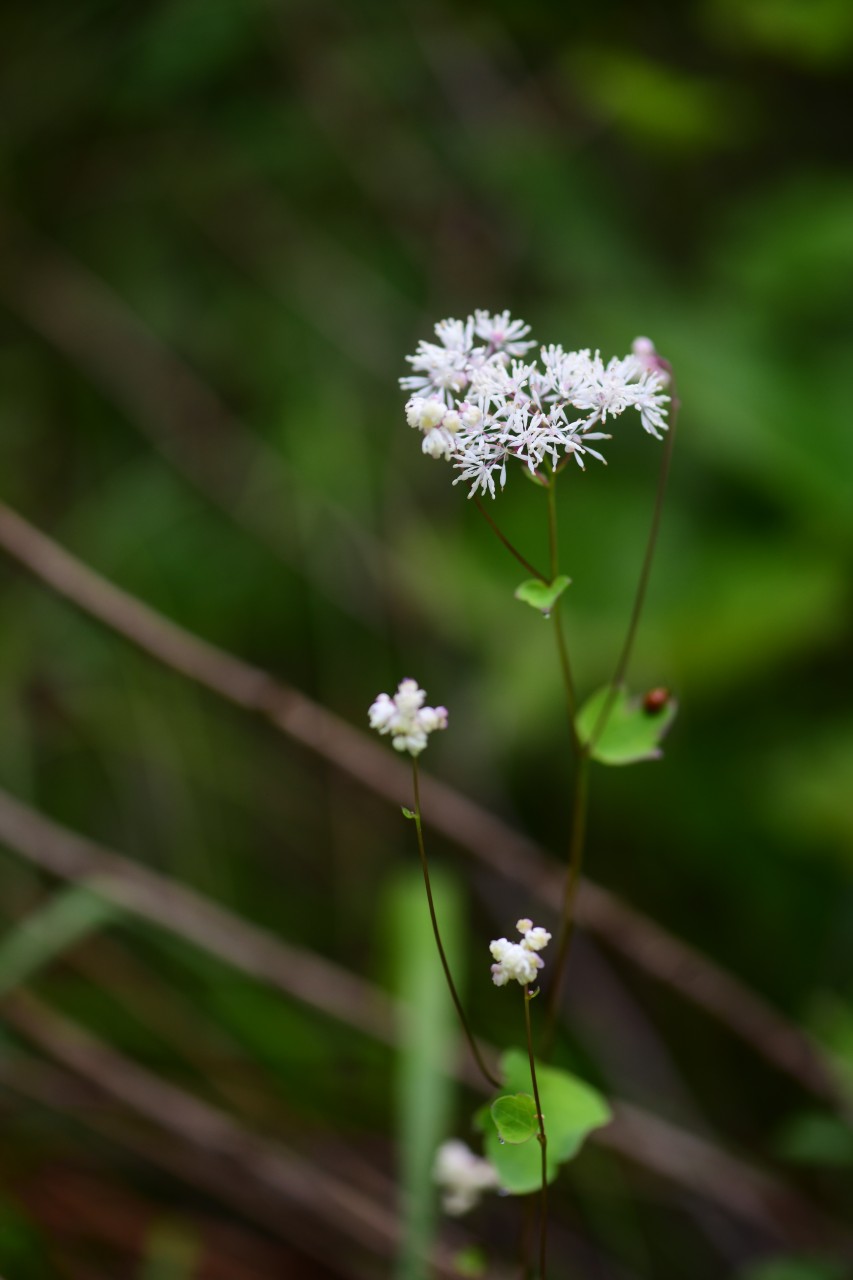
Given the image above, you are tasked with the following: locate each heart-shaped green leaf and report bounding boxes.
[490,1093,538,1145]
[514,576,571,614]
[476,1051,611,1193]
[575,685,677,766]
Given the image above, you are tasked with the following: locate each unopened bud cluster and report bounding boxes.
[490,918,552,987]
[368,678,448,757]
[401,310,670,498]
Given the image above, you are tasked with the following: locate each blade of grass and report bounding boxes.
[386,868,462,1280]
[0,880,120,1000]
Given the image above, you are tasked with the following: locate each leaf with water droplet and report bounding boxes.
[514,576,571,615]
[491,1094,538,1145]
[401,807,416,820]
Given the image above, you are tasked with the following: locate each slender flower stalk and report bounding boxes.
[412,759,501,1089]
[474,495,547,583]
[546,474,579,740]
[524,985,548,1280]
[588,382,679,749]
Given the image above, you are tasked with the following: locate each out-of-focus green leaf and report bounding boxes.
[477,1050,610,1193]
[774,1111,853,1167]
[452,1246,487,1277]
[138,1220,200,1280]
[705,0,853,65]
[569,48,742,149]
[576,685,677,765]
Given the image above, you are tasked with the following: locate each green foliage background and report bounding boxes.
[0,0,851,1276]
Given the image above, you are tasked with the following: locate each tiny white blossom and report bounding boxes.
[433,1140,500,1215]
[490,918,551,987]
[368,679,448,757]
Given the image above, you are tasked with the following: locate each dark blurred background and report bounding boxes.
[0,1,852,1277]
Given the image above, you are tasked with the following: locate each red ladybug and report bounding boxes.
[643,687,670,714]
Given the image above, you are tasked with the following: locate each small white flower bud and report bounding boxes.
[367,679,448,757]
[422,427,454,459]
[489,920,550,986]
[442,410,462,434]
[418,399,446,431]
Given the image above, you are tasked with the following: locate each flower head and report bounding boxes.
[368,678,448,757]
[489,918,552,987]
[400,314,670,496]
[433,1139,500,1215]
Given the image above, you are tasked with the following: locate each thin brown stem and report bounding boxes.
[411,760,501,1089]
[474,496,548,582]
[524,987,548,1280]
[545,479,578,734]
[589,392,678,748]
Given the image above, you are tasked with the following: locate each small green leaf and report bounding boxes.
[575,685,677,766]
[514,576,571,614]
[401,806,416,820]
[476,1051,611,1193]
[453,1245,487,1276]
[490,1094,538,1144]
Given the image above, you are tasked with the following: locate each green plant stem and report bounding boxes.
[474,496,547,582]
[524,985,548,1280]
[588,390,679,749]
[410,760,501,1090]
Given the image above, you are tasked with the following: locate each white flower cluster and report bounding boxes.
[489,918,552,987]
[401,312,671,498]
[433,1139,500,1215]
[368,678,448,756]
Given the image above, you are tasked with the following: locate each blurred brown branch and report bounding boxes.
[0,783,847,1250]
[1,992,468,1279]
[0,496,844,1120]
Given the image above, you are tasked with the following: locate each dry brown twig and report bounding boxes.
[1,993,470,1280]
[0,498,844,1119]
[0,786,848,1251]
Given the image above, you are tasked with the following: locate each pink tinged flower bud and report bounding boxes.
[631,335,672,387]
